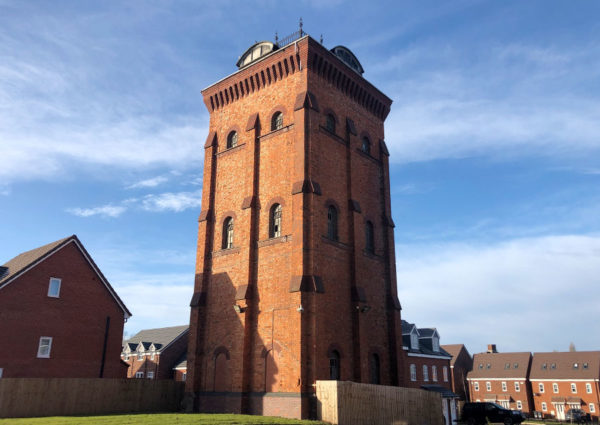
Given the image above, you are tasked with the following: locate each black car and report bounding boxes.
[461,402,526,425]
[565,409,591,423]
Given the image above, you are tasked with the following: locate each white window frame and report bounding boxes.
[37,337,52,358]
[486,381,491,392]
[474,382,479,391]
[432,336,440,352]
[571,383,577,394]
[516,400,522,410]
[137,352,143,361]
[0,368,3,378]
[539,383,545,393]
[182,372,187,381]
[443,366,448,382]
[515,382,520,392]
[151,351,155,360]
[423,365,429,382]
[590,403,595,413]
[432,365,438,381]
[147,371,154,379]
[410,364,417,381]
[553,383,559,393]
[48,277,61,298]
[410,332,419,350]
[541,402,547,412]
[135,371,144,378]
[586,383,592,394]
[502,381,507,392]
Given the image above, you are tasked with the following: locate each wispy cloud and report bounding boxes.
[126,176,169,189]
[140,190,202,212]
[67,205,127,218]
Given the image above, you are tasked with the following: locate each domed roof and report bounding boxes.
[330,45,364,75]
[236,41,279,69]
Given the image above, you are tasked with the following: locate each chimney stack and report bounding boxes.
[487,344,498,353]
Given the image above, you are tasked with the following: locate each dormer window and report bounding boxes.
[583,363,588,369]
[432,336,439,352]
[514,363,519,369]
[504,363,510,369]
[542,363,547,370]
[551,363,556,369]
[486,363,491,369]
[410,332,419,350]
[478,363,483,369]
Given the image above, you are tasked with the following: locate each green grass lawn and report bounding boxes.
[0,413,326,425]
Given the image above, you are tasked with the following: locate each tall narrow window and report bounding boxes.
[270,204,282,238]
[329,350,340,380]
[369,353,380,384]
[326,113,336,133]
[227,131,238,149]
[271,112,283,131]
[539,383,545,393]
[410,364,417,381]
[553,383,559,393]
[327,206,338,241]
[223,217,234,249]
[365,221,374,253]
[48,277,61,298]
[571,383,577,394]
[423,365,429,381]
[361,136,371,154]
[432,365,438,381]
[37,337,52,358]
[443,366,448,382]
[515,382,520,392]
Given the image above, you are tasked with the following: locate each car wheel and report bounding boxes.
[504,418,513,425]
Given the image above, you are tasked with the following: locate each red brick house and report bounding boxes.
[0,235,131,378]
[122,325,188,380]
[529,351,600,421]
[173,354,187,382]
[467,346,533,414]
[443,344,473,401]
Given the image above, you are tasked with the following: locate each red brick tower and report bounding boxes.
[186,31,403,419]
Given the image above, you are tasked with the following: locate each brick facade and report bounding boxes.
[443,344,473,401]
[186,35,403,419]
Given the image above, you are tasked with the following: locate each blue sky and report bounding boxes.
[1,0,599,355]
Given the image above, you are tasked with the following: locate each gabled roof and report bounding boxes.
[529,351,600,380]
[0,235,131,318]
[402,320,451,359]
[124,325,189,353]
[469,352,531,379]
[442,344,470,367]
[401,320,418,335]
[418,328,438,339]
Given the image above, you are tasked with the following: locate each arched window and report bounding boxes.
[271,112,283,131]
[326,113,336,133]
[365,221,374,253]
[227,131,238,149]
[222,217,234,249]
[423,365,429,381]
[369,353,381,384]
[327,205,338,241]
[329,350,340,380]
[410,364,417,381]
[432,365,438,381]
[361,136,371,154]
[269,204,282,238]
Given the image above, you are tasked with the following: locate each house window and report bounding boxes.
[222,217,234,249]
[182,373,187,382]
[515,382,520,392]
[227,131,238,149]
[432,366,438,381]
[410,364,417,381]
[505,363,510,369]
[37,337,52,358]
[124,354,129,361]
[516,401,522,410]
[542,363,547,370]
[432,337,440,352]
[361,136,371,154]
[326,113,336,133]
[474,382,479,391]
[502,382,507,392]
[443,366,448,382]
[573,363,579,369]
[571,383,577,394]
[551,382,558,393]
[539,383,544,393]
[270,204,282,238]
[583,363,588,369]
[365,221,374,253]
[590,404,596,413]
[327,206,338,241]
[486,382,491,392]
[410,333,419,350]
[514,363,519,369]
[135,372,144,378]
[541,402,547,412]
[423,365,429,382]
[147,371,154,379]
[48,277,61,298]
[137,352,143,361]
[329,350,340,380]
[586,383,592,394]
[151,351,155,360]
[551,363,556,369]
[369,353,380,385]
[271,112,283,131]
[486,363,491,369]
[478,363,483,369]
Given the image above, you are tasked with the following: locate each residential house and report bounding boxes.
[0,235,131,378]
[467,345,533,414]
[529,351,600,421]
[443,344,473,401]
[173,354,187,382]
[122,325,188,379]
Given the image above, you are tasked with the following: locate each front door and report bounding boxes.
[555,403,566,420]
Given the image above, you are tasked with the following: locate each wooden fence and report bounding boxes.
[316,380,444,425]
[0,378,184,418]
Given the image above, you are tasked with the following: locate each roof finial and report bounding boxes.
[320,34,323,44]
[299,17,303,36]
[275,31,279,45]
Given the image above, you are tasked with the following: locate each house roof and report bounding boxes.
[401,320,416,335]
[418,328,437,338]
[442,344,469,367]
[529,351,600,380]
[125,325,189,353]
[469,352,531,379]
[401,320,451,359]
[0,235,131,318]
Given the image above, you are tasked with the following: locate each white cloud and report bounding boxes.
[126,175,169,189]
[396,234,600,354]
[141,190,202,212]
[67,205,127,218]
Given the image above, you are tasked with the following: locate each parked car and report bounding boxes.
[565,409,591,423]
[461,402,526,425]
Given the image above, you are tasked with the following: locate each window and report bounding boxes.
[423,365,429,382]
[48,278,61,298]
[124,354,129,361]
[502,382,507,392]
[515,382,520,392]
[135,371,144,378]
[270,204,282,238]
[0,368,3,378]
[326,113,336,133]
[271,112,283,131]
[361,136,371,154]
[590,404,595,413]
[182,372,187,382]
[551,363,556,369]
[474,382,479,391]
[586,383,592,394]
[514,363,519,369]
[222,217,234,249]
[478,363,483,369]
[541,402,547,412]
[504,363,510,369]
[573,363,579,369]
[227,131,238,149]
[37,337,52,358]
[147,371,154,379]
[571,383,577,394]
[369,353,380,385]
[432,366,438,381]
[432,337,439,352]
[410,332,419,350]
[410,364,417,381]
[553,383,559,393]
[137,352,143,361]
[327,206,338,241]
[516,401,522,410]
[486,363,491,369]
[583,363,589,369]
[486,382,491,392]
[539,383,545,393]
[329,350,340,380]
[365,221,374,253]
[443,366,448,382]
[542,363,547,370]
